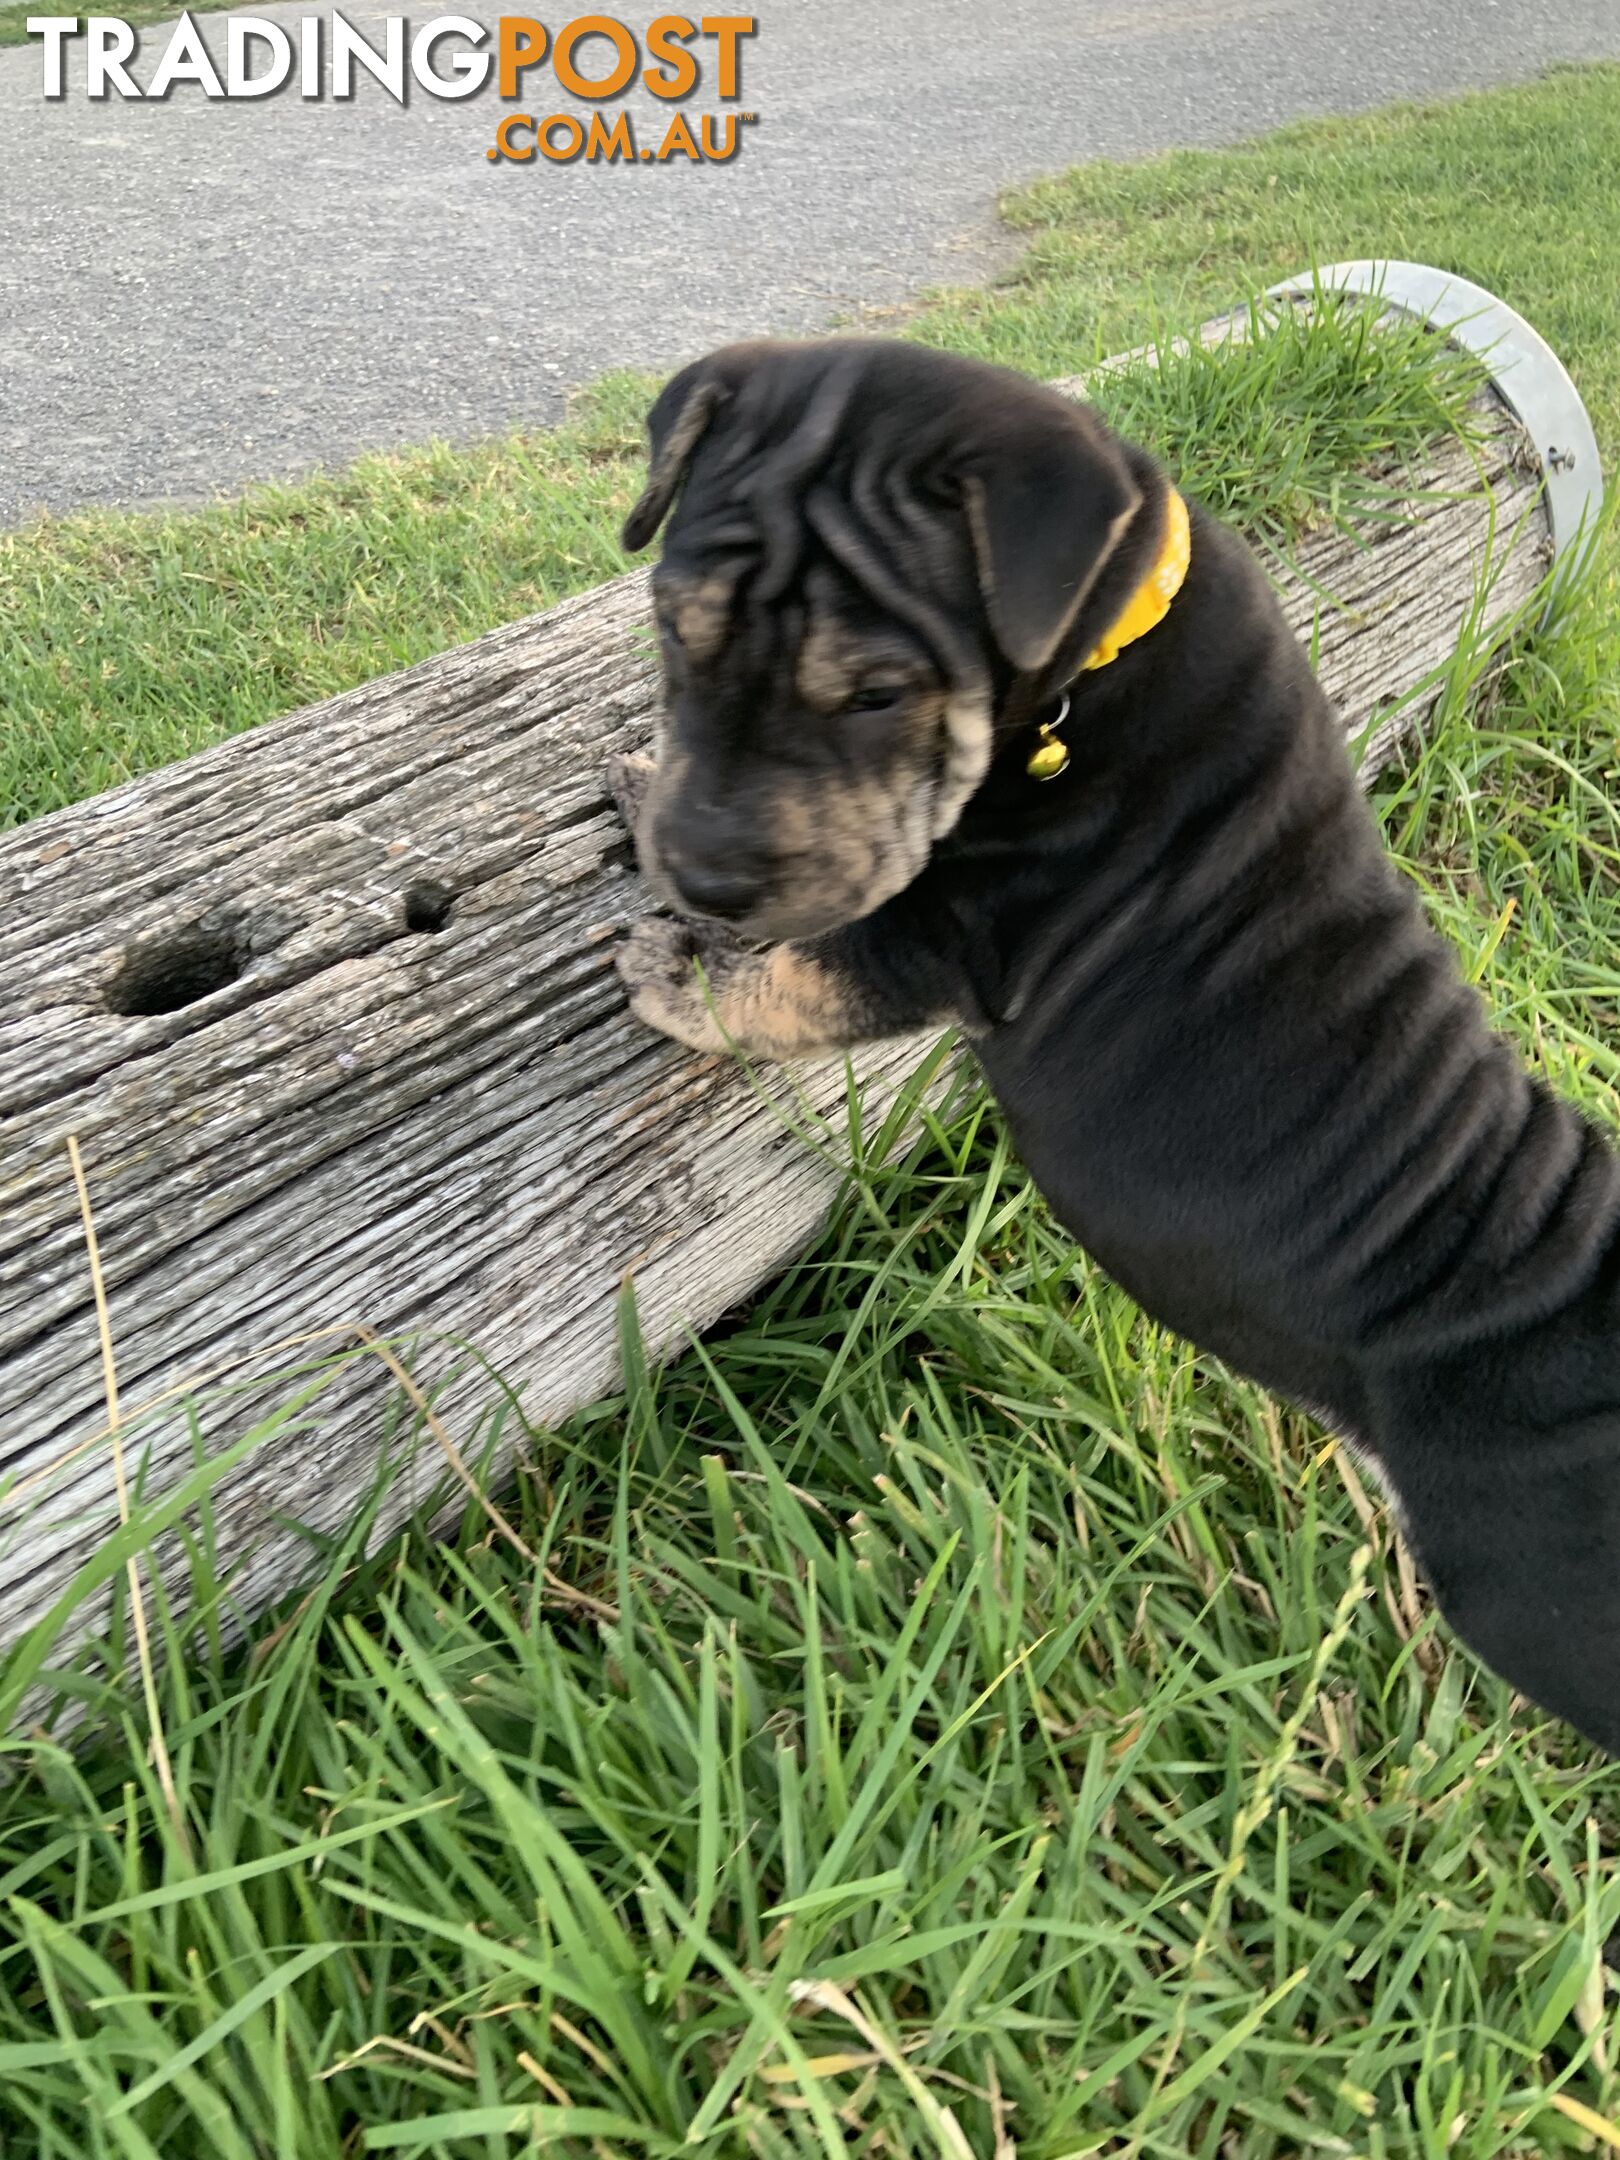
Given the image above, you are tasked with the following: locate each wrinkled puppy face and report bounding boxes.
[620,338,1142,944]
[642,554,966,943]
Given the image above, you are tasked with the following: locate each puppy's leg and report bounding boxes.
[607,751,952,1057]
[617,917,932,1059]
[1371,1392,1620,1755]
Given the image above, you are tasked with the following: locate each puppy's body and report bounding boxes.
[919,509,1620,1751]
[615,337,1620,1755]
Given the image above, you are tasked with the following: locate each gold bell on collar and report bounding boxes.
[1025,693,1071,782]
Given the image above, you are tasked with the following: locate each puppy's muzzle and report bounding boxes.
[652,809,774,926]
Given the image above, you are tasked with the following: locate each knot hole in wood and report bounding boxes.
[106,925,247,1017]
[403,882,456,935]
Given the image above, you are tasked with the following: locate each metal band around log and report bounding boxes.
[1269,259,1604,586]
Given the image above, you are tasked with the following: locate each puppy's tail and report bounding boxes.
[1368,1393,1620,1756]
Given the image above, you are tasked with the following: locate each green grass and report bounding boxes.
[0,378,652,825]
[0,2,225,49]
[7,61,1620,2160]
[1086,285,1489,556]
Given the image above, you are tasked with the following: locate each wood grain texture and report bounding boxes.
[0,370,1550,1662]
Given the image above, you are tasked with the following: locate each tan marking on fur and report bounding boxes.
[632,744,691,895]
[623,977,730,1055]
[675,581,732,663]
[794,615,861,712]
[767,774,914,920]
[724,947,862,1057]
[646,742,691,806]
[624,934,862,1059]
[656,573,734,664]
[900,689,949,858]
[771,789,818,860]
[769,777,882,878]
[620,915,958,1061]
[932,683,995,838]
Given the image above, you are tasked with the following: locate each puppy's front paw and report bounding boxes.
[617,915,735,1052]
[617,913,699,995]
[605,750,658,838]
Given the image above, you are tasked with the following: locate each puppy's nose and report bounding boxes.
[669,859,765,922]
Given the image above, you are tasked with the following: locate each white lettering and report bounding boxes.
[226,16,292,97]
[330,10,405,101]
[85,15,139,98]
[299,13,321,95]
[411,15,488,98]
[146,11,226,96]
[27,16,78,99]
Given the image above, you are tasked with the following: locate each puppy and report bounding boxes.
[611,335,1620,1757]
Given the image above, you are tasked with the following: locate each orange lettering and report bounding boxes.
[586,109,635,158]
[553,14,637,97]
[699,14,751,98]
[658,109,700,159]
[492,110,536,157]
[643,13,697,98]
[541,110,586,158]
[497,17,547,98]
[701,112,740,159]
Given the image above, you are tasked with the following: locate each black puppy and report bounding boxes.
[610,335,1620,1757]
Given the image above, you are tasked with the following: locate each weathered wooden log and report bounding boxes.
[0,267,1595,1666]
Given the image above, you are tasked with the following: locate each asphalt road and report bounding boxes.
[3,0,1619,522]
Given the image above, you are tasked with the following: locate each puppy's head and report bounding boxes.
[621,338,1143,942]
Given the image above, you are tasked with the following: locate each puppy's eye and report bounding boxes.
[845,684,904,716]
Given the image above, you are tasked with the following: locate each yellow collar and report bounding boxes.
[1082,486,1191,671]
[1024,488,1191,781]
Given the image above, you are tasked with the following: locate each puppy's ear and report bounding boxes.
[963,415,1141,674]
[622,364,729,552]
